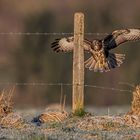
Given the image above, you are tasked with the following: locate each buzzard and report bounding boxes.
[51,29,140,72]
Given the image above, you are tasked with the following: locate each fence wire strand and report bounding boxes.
[0,82,132,93]
[0,32,109,36]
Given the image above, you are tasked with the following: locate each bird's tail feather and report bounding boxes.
[107,53,125,69]
[85,53,125,72]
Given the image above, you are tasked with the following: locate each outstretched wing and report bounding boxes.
[51,36,92,52]
[103,28,140,50]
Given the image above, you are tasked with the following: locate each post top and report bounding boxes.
[74,12,84,17]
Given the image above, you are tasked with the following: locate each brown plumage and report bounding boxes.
[51,28,140,72]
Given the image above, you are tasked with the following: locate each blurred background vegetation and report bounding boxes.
[0,0,139,108]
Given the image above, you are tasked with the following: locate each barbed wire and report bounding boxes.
[84,84,132,93]
[0,32,109,36]
[0,82,132,93]
[118,82,135,88]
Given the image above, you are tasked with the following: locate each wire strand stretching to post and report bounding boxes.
[0,32,109,36]
[0,82,132,93]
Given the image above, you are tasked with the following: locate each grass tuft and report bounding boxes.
[0,88,26,129]
[37,94,68,123]
[0,88,14,118]
[128,85,140,116]
[72,108,88,117]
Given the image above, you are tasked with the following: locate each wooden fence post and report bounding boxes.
[72,12,85,115]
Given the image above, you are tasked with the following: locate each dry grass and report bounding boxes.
[77,84,140,131]
[39,95,68,123]
[0,107,139,140]
[77,116,129,131]
[75,85,140,131]
[0,85,140,139]
[39,108,68,123]
[123,115,140,127]
[0,88,26,129]
[0,112,26,129]
[123,134,140,140]
[0,88,14,118]
[128,85,140,116]
[121,85,140,128]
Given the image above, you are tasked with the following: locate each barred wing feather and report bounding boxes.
[51,37,92,52]
[103,28,140,50]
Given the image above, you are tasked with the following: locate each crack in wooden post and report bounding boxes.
[72,12,85,114]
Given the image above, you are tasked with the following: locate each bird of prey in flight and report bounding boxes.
[51,29,140,72]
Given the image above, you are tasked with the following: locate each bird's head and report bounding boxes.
[92,40,102,51]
